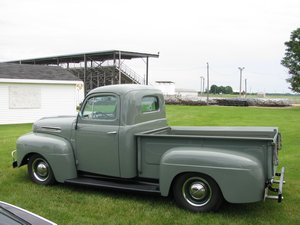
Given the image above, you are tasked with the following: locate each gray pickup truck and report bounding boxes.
[12,84,285,212]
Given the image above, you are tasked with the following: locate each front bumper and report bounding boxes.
[264,167,285,202]
[11,150,18,168]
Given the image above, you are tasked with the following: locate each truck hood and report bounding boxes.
[33,116,76,140]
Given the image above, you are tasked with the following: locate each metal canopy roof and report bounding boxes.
[6,50,159,64]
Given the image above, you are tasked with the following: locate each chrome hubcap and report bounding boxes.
[189,182,207,200]
[37,163,48,177]
[32,158,49,182]
[182,177,212,207]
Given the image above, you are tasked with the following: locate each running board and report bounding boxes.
[65,177,160,194]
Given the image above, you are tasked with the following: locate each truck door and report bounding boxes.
[75,94,120,177]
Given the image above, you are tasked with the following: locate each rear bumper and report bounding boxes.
[264,167,285,202]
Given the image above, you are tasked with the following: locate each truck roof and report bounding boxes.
[87,84,161,96]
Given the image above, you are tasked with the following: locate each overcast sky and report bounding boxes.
[1,0,299,93]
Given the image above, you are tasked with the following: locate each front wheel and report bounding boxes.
[173,173,223,212]
[28,154,56,185]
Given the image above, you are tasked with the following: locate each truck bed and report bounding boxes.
[136,126,279,179]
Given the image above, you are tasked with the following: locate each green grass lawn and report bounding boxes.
[0,106,300,225]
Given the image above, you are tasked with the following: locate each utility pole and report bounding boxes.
[238,67,245,97]
[200,76,205,95]
[200,76,202,94]
[245,78,247,97]
[206,62,209,105]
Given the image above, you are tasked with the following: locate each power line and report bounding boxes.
[209,68,234,77]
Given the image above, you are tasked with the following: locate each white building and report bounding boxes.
[0,63,84,124]
[175,88,199,97]
[154,81,176,95]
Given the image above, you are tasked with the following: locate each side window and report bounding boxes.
[141,96,159,113]
[82,96,117,120]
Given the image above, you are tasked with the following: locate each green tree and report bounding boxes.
[210,85,233,94]
[281,28,300,93]
[210,85,218,94]
[218,86,226,94]
[224,86,233,94]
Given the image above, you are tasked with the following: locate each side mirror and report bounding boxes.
[76,102,83,111]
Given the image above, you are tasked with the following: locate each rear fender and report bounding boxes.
[159,147,265,203]
[16,132,77,182]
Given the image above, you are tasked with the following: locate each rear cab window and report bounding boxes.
[141,96,159,113]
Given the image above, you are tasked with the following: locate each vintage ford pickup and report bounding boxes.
[12,84,285,212]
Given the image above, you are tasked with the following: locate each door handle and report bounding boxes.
[107,131,117,134]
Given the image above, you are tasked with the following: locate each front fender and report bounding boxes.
[16,132,77,182]
[159,147,265,203]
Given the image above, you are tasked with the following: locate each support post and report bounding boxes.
[119,51,121,84]
[146,57,149,85]
[84,54,87,95]
[112,53,116,85]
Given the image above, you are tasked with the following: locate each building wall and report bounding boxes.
[0,82,84,124]
[154,82,176,95]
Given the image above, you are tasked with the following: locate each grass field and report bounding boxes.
[0,106,299,225]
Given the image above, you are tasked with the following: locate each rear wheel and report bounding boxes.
[173,173,223,212]
[28,154,56,185]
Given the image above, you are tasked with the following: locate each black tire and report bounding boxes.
[28,154,56,185]
[173,173,223,212]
